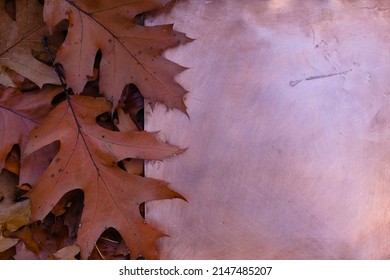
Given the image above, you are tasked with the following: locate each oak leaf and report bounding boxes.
[43,0,190,111]
[51,245,80,260]
[0,169,30,252]
[8,212,74,259]
[116,108,144,175]
[0,85,62,186]
[89,228,128,260]
[0,232,18,253]
[25,95,184,259]
[0,0,58,87]
[4,226,40,259]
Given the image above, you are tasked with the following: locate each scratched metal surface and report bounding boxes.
[145,0,390,259]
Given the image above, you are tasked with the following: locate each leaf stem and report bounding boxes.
[42,37,68,95]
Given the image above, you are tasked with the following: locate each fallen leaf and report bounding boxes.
[116,108,144,176]
[13,240,39,260]
[0,85,62,186]
[0,245,15,260]
[0,0,58,87]
[9,213,76,259]
[25,95,184,259]
[115,239,130,257]
[0,235,18,253]
[90,228,128,260]
[62,190,83,242]
[120,84,145,130]
[0,70,15,89]
[0,169,30,253]
[4,0,16,21]
[2,69,26,91]
[116,107,140,133]
[122,159,144,176]
[43,0,190,111]
[4,145,20,176]
[51,245,80,260]
[0,169,29,233]
[4,226,39,257]
[31,215,71,259]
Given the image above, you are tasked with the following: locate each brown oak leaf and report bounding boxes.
[0,0,58,87]
[0,85,63,186]
[9,213,74,259]
[43,0,190,111]
[25,95,184,259]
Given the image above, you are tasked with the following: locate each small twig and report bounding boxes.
[94,244,105,260]
[99,236,119,244]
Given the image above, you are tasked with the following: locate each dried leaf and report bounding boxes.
[4,226,39,257]
[0,169,30,253]
[4,146,20,176]
[2,69,26,91]
[116,108,144,175]
[0,85,62,186]
[14,240,39,260]
[31,215,71,259]
[0,70,15,88]
[90,228,127,260]
[25,95,184,259]
[115,239,130,257]
[0,0,58,87]
[123,159,144,176]
[0,245,15,260]
[10,213,76,259]
[0,235,18,253]
[0,170,30,233]
[62,191,83,242]
[51,245,80,260]
[43,0,190,111]
[116,107,140,133]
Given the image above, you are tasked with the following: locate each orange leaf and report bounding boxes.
[43,0,190,111]
[25,95,184,259]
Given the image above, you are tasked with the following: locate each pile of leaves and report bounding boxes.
[0,0,189,260]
